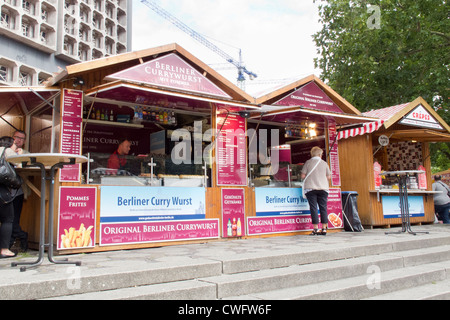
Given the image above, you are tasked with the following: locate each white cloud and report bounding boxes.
[132,0,322,95]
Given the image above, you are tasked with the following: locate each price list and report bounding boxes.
[328,119,341,186]
[216,109,247,186]
[60,89,83,182]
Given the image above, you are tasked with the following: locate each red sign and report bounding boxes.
[222,188,246,238]
[107,53,231,99]
[60,89,83,182]
[216,108,248,186]
[274,82,343,113]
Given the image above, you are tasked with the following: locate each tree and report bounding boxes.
[313,0,449,171]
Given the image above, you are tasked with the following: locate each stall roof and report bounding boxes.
[85,80,260,114]
[249,75,380,127]
[250,104,380,126]
[339,97,450,142]
[48,43,254,103]
[255,75,362,116]
[0,86,60,115]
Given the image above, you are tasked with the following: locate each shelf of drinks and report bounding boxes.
[82,119,144,128]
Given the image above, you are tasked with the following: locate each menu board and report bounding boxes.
[60,89,83,182]
[216,109,248,186]
[328,119,341,186]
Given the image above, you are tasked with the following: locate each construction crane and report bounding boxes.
[140,0,257,90]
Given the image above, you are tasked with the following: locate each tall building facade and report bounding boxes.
[0,0,132,87]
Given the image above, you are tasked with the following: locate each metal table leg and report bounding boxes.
[11,161,46,272]
[11,158,82,271]
[386,174,429,236]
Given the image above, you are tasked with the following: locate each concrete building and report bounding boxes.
[0,0,132,86]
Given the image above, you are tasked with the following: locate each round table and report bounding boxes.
[7,153,88,272]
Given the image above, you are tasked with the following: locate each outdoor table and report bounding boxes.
[383,170,429,236]
[6,153,88,272]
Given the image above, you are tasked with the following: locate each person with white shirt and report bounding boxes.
[301,147,332,236]
[432,175,450,224]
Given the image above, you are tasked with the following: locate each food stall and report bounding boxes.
[245,75,379,236]
[337,97,450,228]
[1,44,379,255]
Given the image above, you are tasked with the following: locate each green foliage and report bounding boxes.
[313,0,449,171]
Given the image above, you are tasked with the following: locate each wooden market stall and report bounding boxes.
[0,44,383,257]
[3,43,264,254]
[337,97,450,228]
[242,75,379,236]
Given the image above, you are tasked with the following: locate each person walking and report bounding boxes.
[301,146,332,236]
[432,175,450,224]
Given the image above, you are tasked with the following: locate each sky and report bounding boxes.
[131,0,323,96]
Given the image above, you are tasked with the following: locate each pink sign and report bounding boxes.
[57,187,97,250]
[216,109,248,186]
[222,188,246,238]
[328,119,341,186]
[106,53,231,99]
[60,89,83,182]
[247,188,343,235]
[100,219,220,246]
[274,82,343,113]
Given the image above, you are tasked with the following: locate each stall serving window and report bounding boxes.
[248,116,327,188]
[82,96,212,187]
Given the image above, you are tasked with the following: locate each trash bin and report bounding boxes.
[341,191,364,232]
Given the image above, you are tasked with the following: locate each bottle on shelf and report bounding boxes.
[109,109,114,122]
[171,111,177,125]
[134,106,139,123]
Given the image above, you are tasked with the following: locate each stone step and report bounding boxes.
[44,246,450,300]
[44,280,217,300]
[364,278,450,300]
[220,234,450,274]
[229,260,450,300]
[3,228,450,300]
[0,257,222,300]
[213,245,450,299]
[202,254,405,299]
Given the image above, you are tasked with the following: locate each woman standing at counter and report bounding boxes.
[301,147,331,236]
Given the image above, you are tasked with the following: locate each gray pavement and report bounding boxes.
[1,224,449,300]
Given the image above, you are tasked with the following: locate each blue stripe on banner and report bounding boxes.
[100,214,206,223]
[256,211,310,217]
